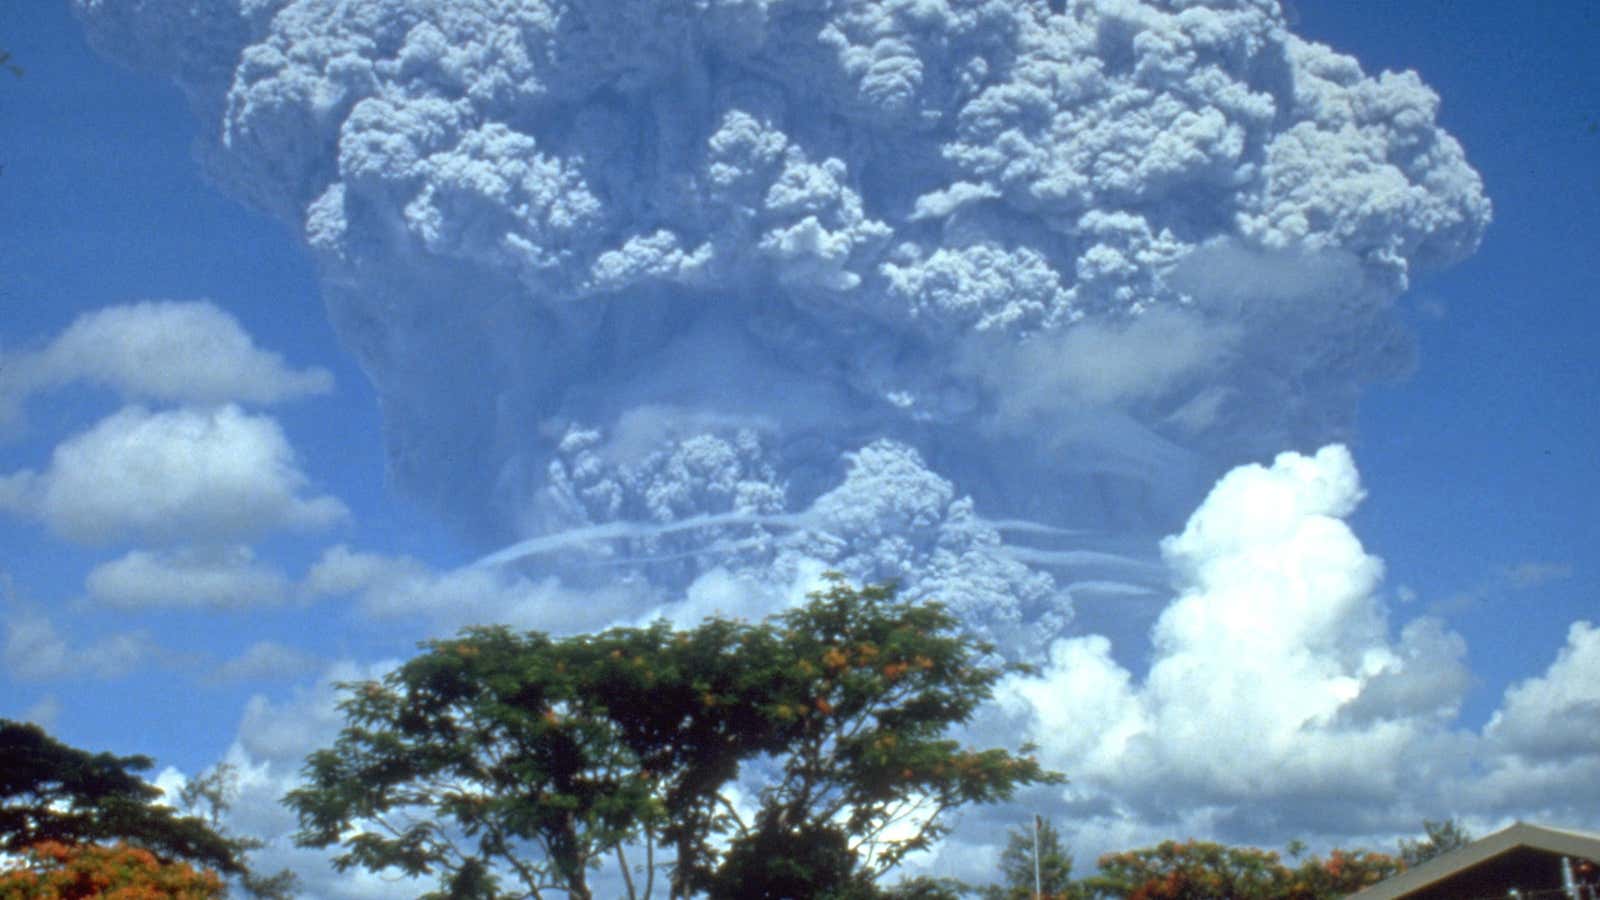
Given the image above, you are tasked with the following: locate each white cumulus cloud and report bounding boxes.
[0,405,347,545]
[86,546,292,610]
[1455,623,1600,822]
[1002,445,1470,833]
[1486,621,1600,761]
[213,641,318,682]
[304,543,653,634]
[3,613,157,681]
[0,300,331,427]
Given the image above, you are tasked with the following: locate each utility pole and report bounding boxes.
[1033,814,1043,900]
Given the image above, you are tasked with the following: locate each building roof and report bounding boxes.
[1350,822,1600,900]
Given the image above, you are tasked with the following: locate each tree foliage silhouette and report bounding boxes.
[0,720,244,878]
[980,817,1083,900]
[1396,819,1472,868]
[288,577,1059,899]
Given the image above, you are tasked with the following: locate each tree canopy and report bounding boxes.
[979,817,1083,900]
[287,577,1060,899]
[1396,819,1472,868]
[0,720,244,878]
[1080,839,1401,899]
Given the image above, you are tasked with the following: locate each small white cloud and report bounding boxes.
[6,615,75,680]
[0,471,33,518]
[305,544,652,633]
[3,613,155,681]
[152,766,189,806]
[0,300,332,426]
[214,641,317,682]
[645,563,826,630]
[22,694,61,729]
[1486,621,1600,761]
[87,546,291,610]
[301,543,420,598]
[0,405,347,545]
[1501,561,1574,589]
[232,659,393,768]
[1461,622,1600,820]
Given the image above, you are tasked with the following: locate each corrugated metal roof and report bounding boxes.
[1349,822,1600,900]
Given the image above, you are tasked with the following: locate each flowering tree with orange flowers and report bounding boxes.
[1281,847,1403,898]
[1085,840,1288,899]
[0,840,223,899]
[1082,838,1401,899]
[289,577,1058,900]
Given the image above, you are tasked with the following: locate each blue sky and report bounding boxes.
[3,0,1598,892]
[4,2,474,769]
[1292,0,1600,718]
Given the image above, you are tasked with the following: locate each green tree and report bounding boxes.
[708,579,1062,897]
[287,626,655,900]
[980,817,1082,900]
[554,614,802,898]
[1396,818,1472,868]
[0,720,245,878]
[287,578,1059,899]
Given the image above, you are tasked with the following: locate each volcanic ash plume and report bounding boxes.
[73,0,1489,637]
